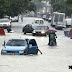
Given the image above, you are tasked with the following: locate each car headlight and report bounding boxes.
[19,51,24,53]
[41,31,45,34]
[1,50,7,53]
[33,31,36,33]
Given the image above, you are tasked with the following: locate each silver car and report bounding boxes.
[32,25,49,36]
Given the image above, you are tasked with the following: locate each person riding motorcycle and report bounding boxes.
[48,33,57,46]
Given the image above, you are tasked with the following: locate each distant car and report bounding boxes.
[55,22,66,29]
[1,38,38,55]
[10,16,18,22]
[42,15,46,20]
[0,18,11,28]
[32,18,44,25]
[48,16,52,22]
[22,24,34,34]
[32,25,49,36]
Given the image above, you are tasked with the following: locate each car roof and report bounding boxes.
[9,38,26,41]
[37,25,48,27]
[34,18,44,20]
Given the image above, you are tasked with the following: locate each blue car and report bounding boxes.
[1,38,39,55]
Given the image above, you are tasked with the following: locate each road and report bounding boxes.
[0,17,72,72]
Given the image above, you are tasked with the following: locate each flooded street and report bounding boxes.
[0,17,72,72]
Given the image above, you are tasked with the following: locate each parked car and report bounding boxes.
[32,25,49,36]
[22,24,34,34]
[10,16,19,22]
[1,38,38,55]
[55,22,66,30]
[0,18,11,28]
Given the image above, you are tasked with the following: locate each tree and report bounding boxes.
[0,0,36,18]
[66,0,72,16]
[27,2,36,12]
[50,0,70,16]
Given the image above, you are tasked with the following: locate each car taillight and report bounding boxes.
[24,50,26,53]
[66,21,67,24]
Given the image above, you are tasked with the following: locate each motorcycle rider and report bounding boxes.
[48,33,57,45]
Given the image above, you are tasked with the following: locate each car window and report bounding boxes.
[0,19,9,22]
[6,39,27,46]
[35,20,39,24]
[40,20,44,24]
[25,24,32,27]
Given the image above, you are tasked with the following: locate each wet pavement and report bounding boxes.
[0,17,72,72]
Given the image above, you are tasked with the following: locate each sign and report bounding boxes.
[0,28,5,35]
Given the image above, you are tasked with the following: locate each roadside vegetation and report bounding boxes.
[0,0,36,18]
[51,0,72,16]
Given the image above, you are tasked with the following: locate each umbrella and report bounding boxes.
[46,29,57,33]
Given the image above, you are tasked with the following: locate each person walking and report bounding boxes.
[21,15,23,22]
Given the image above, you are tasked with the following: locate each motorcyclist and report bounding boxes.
[48,33,57,45]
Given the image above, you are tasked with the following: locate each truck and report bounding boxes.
[51,12,65,26]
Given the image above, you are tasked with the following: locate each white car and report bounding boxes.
[10,16,18,22]
[55,22,66,29]
[0,18,11,28]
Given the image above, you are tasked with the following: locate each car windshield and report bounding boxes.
[35,20,44,24]
[6,39,27,46]
[0,19,9,22]
[35,26,48,30]
[40,20,44,24]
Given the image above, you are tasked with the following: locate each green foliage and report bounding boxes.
[51,0,70,16]
[66,0,72,4]
[66,0,72,16]
[27,2,36,12]
[0,0,36,18]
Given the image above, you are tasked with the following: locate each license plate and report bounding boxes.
[10,53,15,55]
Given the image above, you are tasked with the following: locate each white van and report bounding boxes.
[32,18,44,25]
[32,18,44,29]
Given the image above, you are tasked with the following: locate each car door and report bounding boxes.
[28,39,38,54]
[24,24,33,33]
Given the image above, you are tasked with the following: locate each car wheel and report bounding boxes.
[16,20,18,22]
[24,31,26,34]
[32,33,35,36]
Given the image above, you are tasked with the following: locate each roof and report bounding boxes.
[9,38,26,41]
[34,18,44,20]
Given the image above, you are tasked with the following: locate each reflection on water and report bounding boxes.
[41,37,44,41]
